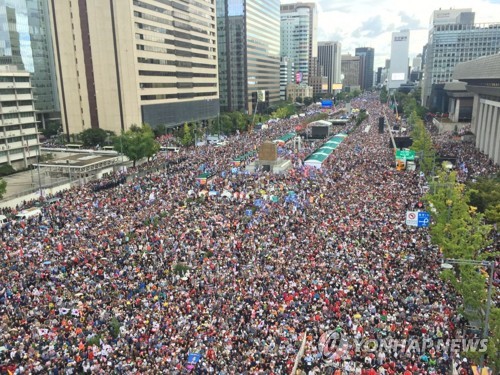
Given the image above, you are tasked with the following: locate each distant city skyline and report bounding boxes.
[281,0,500,68]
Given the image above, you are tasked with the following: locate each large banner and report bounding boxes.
[257,90,266,102]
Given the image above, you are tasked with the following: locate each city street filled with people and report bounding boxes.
[0,95,497,374]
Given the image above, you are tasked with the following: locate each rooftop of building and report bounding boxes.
[453,54,500,80]
[39,153,118,168]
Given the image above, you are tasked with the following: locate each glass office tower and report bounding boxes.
[218,0,280,113]
[0,0,60,128]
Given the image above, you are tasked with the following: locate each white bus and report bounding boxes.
[160,146,180,153]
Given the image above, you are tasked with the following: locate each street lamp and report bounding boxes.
[441,258,495,368]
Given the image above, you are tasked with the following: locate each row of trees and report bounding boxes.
[425,171,498,370]
[404,99,499,370]
[409,111,436,176]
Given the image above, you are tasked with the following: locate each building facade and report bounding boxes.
[218,0,280,113]
[280,2,317,85]
[453,54,500,165]
[421,9,500,111]
[49,0,219,136]
[341,55,361,88]
[0,0,60,130]
[318,41,342,94]
[355,47,374,90]
[286,83,313,102]
[309,57,327,98]
[0,66,40,169]
[388,30,410,90]
[280,57,295,101]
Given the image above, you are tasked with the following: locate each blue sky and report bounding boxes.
[282,0,500,68]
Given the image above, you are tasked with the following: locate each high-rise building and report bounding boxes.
[341,55,361,89]
[49,0,219,136]
[309,57,327,97]
[280,2,317,85]
[0,66,41,169]
[421,8,500,111]
[280,57,295,101]
[318,41,342,94]
[355,47,374,90]
[0,0,60,130]
[388,30,410,90]
[412,54,423,72]
[376,67,383,85]
[218,0,280,113]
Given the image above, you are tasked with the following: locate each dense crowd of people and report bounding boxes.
[0,95,497,374]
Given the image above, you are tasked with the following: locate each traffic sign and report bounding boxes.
[417,212,430,227]
[396,150,416,161]
[406,211,418,226]
[406,211,430,227]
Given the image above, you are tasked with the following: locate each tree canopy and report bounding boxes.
[468,177,500,226]
[0,178,6,199]
[410,111,435,176]
[113,124,159,167]
[426,170,497,367]
[81,128,112,147]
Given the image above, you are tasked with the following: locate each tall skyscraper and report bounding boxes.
[0,0,60,129]
[318,41,342,94]
[421,8,500,111]
[388,30,410,90]
[218,0,280,114]
[49,0,219,136]
[341,55,361,89]
[280,2,317,85]
[355,47,375,90]
[280,57,295,100]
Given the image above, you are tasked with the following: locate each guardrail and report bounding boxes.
[0,177,73,202]
[41,147,119,155]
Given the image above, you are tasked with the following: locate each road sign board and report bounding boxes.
[406,211,418,226]
[417,212,430,227]
[396,150,415,161]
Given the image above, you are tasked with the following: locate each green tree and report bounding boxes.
[410,113,435,176]
[272,107,290,120]
[81,128,110,147]
[230,111,247,132]
[303,97,313,106]
[379,86,388,104]
[0,178,6,199]
[428,171,495,351]
[113,124,160,167]
[426,171,492,259]
[295,96,303,103]
[41,122,61,139]
[468,178,500,225]
[350,89,361,99]
[153,124,167,138]
[181,123,193,147]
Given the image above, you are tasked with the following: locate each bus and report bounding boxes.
[160,146,180,153]
[66,144,83,150]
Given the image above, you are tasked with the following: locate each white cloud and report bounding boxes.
[281,0,500,68]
